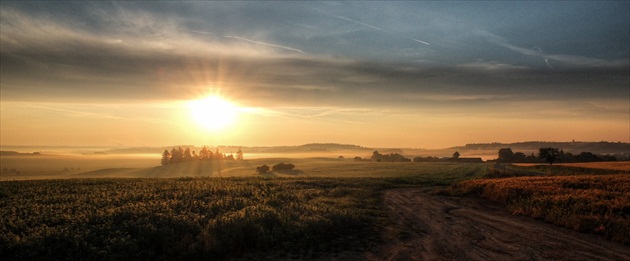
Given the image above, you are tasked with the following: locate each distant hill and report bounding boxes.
[100,143,375,155]
[85,141,629,161]
[0,151,42,156]
[250,143,372,153]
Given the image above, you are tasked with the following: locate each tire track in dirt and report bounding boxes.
[364,187,630,261]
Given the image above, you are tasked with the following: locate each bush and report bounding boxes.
[256,165,270,174]
[272,163,295,172]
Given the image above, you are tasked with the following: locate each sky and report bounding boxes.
[1,1,629,149]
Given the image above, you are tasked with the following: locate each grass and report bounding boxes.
[0,162,486,260]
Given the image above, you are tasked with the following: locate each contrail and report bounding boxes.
[479,30,612,67]
[180,29,306,54]
[331,14,388,32]
[411,38,430,46]
[224,35,307,54]
[178,28,216,35]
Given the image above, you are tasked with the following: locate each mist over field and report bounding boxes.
[1,141,628,181]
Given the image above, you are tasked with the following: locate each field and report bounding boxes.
[514,161,630,172]
[448,173,630,244]
[0,159,486,260]
[0,155,485,182]
[2,156,629,260]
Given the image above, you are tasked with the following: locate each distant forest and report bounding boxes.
[493,147,620,164]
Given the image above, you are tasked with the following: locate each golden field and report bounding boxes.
[449,174,630,243]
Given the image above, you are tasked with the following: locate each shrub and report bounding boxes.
[256,165,270,174]
[272,163,295,172]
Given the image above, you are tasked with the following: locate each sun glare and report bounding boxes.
[188,96,238,131]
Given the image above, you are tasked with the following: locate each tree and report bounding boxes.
[199,146,211,160]
[497,148,514,163]
[170,147,184,164]
[161,150,171,166]
[236,148,243,161]
[371,150,410,162]
[452,151,460,159]
[575,152,600,162]
[371,151,382,162]
[539,147,560,165]
[513,152,527,163]
[184,147,192,161]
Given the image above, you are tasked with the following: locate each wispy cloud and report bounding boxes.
[30,105,126,120]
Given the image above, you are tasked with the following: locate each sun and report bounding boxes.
[187,96,238,131]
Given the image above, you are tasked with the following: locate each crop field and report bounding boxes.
[0,161,486,260]
[448,174,630,244]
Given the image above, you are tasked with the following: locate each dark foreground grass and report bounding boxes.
[0,163,487,260]
[0,178,389,260]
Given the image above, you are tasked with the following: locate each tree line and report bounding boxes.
[161,146,243,165]
[495,147,618,165]
[352,151,412,162]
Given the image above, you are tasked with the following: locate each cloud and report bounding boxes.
[1,3,628,122]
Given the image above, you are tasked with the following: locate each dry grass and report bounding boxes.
[448,174,630,244]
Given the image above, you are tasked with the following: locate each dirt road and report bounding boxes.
[364,187,630,261]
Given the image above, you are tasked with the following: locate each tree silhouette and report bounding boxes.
[539,147,560,165]
[161,150,171,166]
[184,147,192,161]
[452,151,460,159]
[498,148,514,163]
[199,146,211,160]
